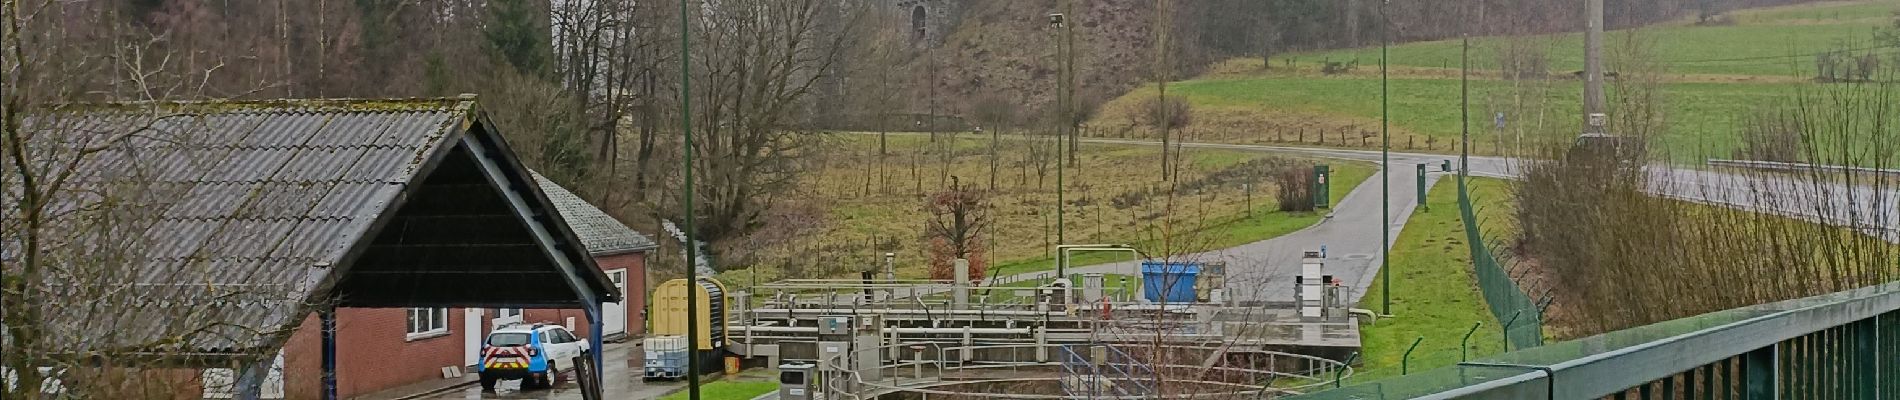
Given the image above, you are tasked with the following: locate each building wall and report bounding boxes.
[279,308,469,400]
[270,251,647,399]
[521,251,648,339]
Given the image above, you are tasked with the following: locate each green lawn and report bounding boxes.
[985,161,1375,278]
[1154,76,1802,162]
[1287,1,1894,77]
[1350,177,1513,381]
[658,379,778,400]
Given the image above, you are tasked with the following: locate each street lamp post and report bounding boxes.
[1049,11,1068,247]
[676,0,701,398]
[1379,0,1392,317]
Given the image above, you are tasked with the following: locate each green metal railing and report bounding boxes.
[1457,176,1544,349]
[1290,277,1900,399]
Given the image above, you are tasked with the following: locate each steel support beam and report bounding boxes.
[322,307,338,400]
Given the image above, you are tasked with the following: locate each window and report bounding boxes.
[552,329,578,343]
[495,308,522,319]
[487,332,531,346]
[406,308,449,339]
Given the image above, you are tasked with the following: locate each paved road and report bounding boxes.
[932,135,1466,305]
[976,136,1900,306]
[415,341,684,400]
[1055,153,1452,305]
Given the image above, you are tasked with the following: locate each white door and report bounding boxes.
[464,308,484,367]
[603,270,627,336]
[493,308,523,330]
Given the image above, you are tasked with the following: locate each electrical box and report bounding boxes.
[1312,165,1333,209]
[817,316,852,335]
[777,363,815,400]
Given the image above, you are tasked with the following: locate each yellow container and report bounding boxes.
[649,278,730,350]
[724,356,741,375]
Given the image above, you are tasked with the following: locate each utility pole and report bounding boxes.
[1050,11,1068,247]
[1065,0,1078,167]
[1583,0,1607,135]
[1379,0,1391,317]
[676,0,700,398]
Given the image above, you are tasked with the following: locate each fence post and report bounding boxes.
[1335,352,1360,388]
[1461,322,1484,362]
[1502,310,1524,352]
[1401,337,1425,375]
[1744,345,1777,399]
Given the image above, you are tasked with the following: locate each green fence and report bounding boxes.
[1291,279,1900,399]
[1456,175,1544,349]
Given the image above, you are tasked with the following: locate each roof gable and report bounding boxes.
[10,97,616,357]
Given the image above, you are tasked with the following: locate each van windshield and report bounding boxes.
[488,333,532,346]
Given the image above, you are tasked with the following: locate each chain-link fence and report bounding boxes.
[1456,175,1544,349]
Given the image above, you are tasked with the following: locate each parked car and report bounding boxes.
[479,323,589,392]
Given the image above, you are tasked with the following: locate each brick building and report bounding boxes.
[272,173,656,399]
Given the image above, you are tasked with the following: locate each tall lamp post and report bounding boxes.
[1379,0,1393,316]
[677,0,701,398]
[1049,11,1068,247]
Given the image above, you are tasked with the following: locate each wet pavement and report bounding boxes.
[416,341,686,400]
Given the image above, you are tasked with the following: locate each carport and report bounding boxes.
[16,96,615,400]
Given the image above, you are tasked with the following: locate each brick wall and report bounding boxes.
[280,308,469,399]
[269,251,647,399]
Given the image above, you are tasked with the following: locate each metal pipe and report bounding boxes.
[739,326,1033,335]
[750,308,1063,317]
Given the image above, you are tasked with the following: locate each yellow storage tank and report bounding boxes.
[649,278,730,351]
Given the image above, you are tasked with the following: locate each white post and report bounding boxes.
[961,326,974,362]
[1034,326,1048,362]
[953,258,970,309]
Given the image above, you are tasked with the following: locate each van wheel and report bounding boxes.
[541,362,559,389]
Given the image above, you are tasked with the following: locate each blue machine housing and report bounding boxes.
[1140,261,1201,303]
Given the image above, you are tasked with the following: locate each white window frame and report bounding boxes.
[406,308,450,340]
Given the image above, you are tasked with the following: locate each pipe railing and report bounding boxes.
[802,341,1351,399]
[1290,279,1900,399]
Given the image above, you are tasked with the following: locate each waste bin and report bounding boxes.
[1140,261,1201,303]
[778,363,815,400]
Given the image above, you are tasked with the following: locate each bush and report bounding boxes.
[1141,95,1194,130]
[1273,164,1315,212]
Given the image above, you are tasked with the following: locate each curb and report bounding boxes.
[387,379,479,400]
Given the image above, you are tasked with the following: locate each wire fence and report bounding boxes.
[1456,174,1545,349]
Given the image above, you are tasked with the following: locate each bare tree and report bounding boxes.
[4,2,301,399]
[675,0,867,242]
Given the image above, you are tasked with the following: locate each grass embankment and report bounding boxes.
[657,379,776,400]
[986,161,1373,279]
[1087,0,1896,163]
[715,134,1373,286]
[1349,177,1513,381]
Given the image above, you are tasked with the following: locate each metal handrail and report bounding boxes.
[804,341,1348,399]
[1293,279,1900,399]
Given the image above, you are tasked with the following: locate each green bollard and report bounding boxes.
[1416,164,1428,211]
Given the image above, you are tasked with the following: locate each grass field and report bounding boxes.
[1350,177,1513,381]
[1133,77,1801,161]
[1286,1,1895,77]
[1087,1,1894,165]
[713,134,1374,287]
